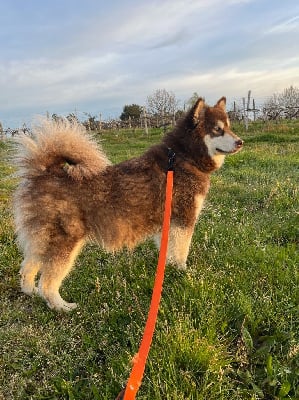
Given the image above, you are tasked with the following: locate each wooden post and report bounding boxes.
[99,113,102,131]
[243,90,251,131]
[143,107,148,135]
[242,97,248,131]
[252,99,259,121]
[0,121,3,140]
[233,101,236,121]
[247,90,251,112]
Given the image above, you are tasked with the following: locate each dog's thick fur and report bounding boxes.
[14,97,243,311]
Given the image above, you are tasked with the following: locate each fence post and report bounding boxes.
[143,107,149,135]
[99,113,102,131]
[243,97,248,131]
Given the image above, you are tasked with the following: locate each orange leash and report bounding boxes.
[116,150,175,400]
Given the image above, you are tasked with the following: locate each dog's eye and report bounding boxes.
[214,126,224,136]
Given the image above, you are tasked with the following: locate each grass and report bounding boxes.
[0,122,298,399]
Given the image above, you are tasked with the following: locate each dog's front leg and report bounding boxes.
[154,224,194,270]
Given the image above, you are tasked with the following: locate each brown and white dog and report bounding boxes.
[14,97,243,311]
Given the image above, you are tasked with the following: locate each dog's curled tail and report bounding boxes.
[15,118,111,180]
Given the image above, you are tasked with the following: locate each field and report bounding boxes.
[0,121,298,399]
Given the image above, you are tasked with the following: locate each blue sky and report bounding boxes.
[0,0,298,127]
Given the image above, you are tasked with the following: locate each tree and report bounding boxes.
[228,101,243,122]
[83,113,99,131]
[51,113,64,123]
[66,113,79,124]
[120,104,143,127]
[279,85,299,119]
[186,92,200,109]
[262,94,282,120]
[262,86,299,120]
[146,89,179,127]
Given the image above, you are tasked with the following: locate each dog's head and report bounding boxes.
[192,97,243,157]
[191,97,243,160]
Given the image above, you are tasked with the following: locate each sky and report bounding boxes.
[0,0,298,128]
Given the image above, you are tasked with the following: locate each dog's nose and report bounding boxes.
[235,139,243,148]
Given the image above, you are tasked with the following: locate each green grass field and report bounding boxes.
[0,122,298,399]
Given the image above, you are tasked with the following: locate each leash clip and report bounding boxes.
[167,148,176,171]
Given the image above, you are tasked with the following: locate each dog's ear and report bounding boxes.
[192,97,205,124]
[215,97,226,110]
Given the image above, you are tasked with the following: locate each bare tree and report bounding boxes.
[228,101,243,122]
[66,113,80,124]
[146,89,179,128]
[262,94,283,121]
[83,113,99,131]
[51,113,64,123]
[279,85,299,119]
[262,86,299,120]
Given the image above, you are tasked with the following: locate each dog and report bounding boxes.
[13,97,243,311]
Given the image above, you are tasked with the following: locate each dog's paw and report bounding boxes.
[176,262,187,271]
[60,301,78,312]
[167,257,187,271]
[48,300,78,312]
[41,292,78,312]
[21,283,38,296]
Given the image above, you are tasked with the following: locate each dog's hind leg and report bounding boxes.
[20,258,41,295]
[38,240,84,312]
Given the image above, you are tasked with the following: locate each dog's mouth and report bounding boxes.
[216,140,243,155]
[216,148,239,154]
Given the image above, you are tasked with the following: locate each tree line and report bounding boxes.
[229,86,299,123]
[107,85,299,131]
[1,86,298,137]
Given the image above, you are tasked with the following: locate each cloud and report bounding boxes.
[1,0,298,127]
[0,0,229,112]
[1,54,116,85]
[69,0,240,56]
[266,15,299,34]
[152,66,299,103]
[0,53,123,109]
